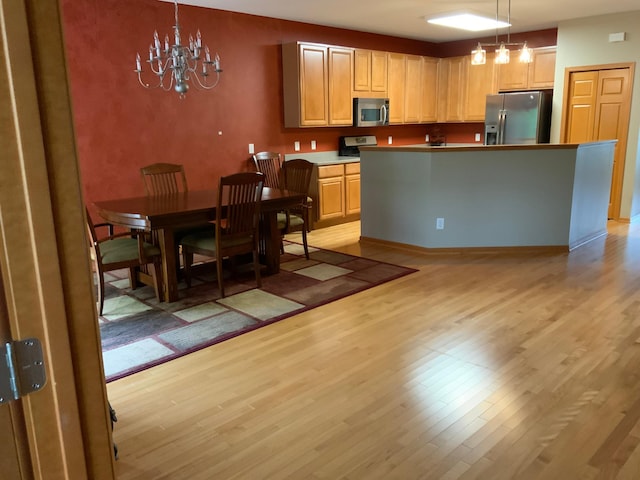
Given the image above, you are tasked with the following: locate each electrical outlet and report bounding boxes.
[388,136,393,145]
[294,141,300,152]
[475,133,481,142]
[436,217,445,230]
[425,134,430,142]
[248,143,255,154]
[311,140,317,150]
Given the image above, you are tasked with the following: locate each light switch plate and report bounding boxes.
[294,141,300,151]
[248,143,255,154]
[475,133,481,142]
[388,136,393,145]
[311,140,317,150]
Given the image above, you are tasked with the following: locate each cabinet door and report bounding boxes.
[345,163,361,215]
[404,55,423,124]
[497,55,529,91]
[371,50,388,93]
[328,47,353,126]
[464,52,496,121]
[529,47,556,89]
[441,56,465,122]
[299,44,328,126]
[387,53,406,124]
[421,56,439,122]
[353,49,371,92]
[318,176,345,220]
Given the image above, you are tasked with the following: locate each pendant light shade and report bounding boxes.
[469,0,530,66]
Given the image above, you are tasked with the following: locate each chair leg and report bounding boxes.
[128,267,138,290]
[182,249,194,287]
[301,227,309,260]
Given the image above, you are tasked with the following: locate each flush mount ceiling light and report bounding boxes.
[134,0,222,97]
[469,0,532,66]
[427,13,509,32]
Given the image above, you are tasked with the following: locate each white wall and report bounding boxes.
[551,11,640,220]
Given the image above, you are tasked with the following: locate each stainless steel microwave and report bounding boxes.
[353,97,389,127]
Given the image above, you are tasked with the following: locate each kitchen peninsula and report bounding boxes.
[358,142,616,252]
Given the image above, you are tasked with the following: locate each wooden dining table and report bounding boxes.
[94,187,306,302]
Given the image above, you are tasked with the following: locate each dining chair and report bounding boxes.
[140,162,188,195]
[86,209,163,315]
[277,159,314,259]
[252,151,282,188]
[180,172,265,298]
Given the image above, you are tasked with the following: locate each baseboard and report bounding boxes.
[359,236,569,255]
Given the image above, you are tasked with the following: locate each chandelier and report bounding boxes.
[134,0,222,97]
[470,0,532,66]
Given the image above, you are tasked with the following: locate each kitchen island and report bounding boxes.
[358,142,616,252]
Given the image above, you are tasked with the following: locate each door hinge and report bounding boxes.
[0,338,46,405]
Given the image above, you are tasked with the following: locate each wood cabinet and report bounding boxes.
[328,47,354,125]
[345,162,361,215]
[353,49,387,96]
[387,53,406,124]
[312,162,360,227]
[404,55,423,124]
[498,46,556,91]
[282,42,353,127]
[438,56,466,122]
[421,57,439,122]
[464,52,497,121]
[388,53,439,125]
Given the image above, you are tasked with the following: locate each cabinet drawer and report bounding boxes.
[345,162,360,175]
[318,164,344,178]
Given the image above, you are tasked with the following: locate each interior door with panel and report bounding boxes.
[562,65,632,219]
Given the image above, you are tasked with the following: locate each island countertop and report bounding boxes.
[359,141,617,252]
[359,143,588,153]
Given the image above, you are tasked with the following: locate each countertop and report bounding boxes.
[284,151,359,164]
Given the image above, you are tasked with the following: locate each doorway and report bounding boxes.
[560,64,634,220]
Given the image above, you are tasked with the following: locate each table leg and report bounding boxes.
[261,211,282,274]
[156,227,179,302]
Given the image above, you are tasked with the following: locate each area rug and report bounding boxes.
[99,242,416,382]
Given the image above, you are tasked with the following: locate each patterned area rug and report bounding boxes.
[99,242,416,382]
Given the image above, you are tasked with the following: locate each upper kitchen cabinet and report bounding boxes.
[438,56,466,122]
[387,52,406,124]
[328,47,354,125]
[497,46,556,91]
[404,55,423,124]
[464,52,497,121]
[353,49,388,96]
[421,57,440,123]
[282,42,353,127]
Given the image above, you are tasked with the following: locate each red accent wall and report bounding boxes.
[60,0,556,208]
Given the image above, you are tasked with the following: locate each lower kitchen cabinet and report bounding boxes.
[311,162,361,228]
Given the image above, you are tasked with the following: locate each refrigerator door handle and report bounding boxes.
[498,110,506,144]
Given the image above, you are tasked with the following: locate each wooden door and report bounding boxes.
[0,270,31,478]
[443,56,465,122]
[497,56,529,91]
[328,47,353,125]
[464,52,496,121]
[404,55,423,123]
[371,50,388,93]
[421,57,439,122]
[1,0,116,477]
[562,66,633,219]
[353,49,371,92]
[299,43,328,126]
[387,53,406,124]
[528,47,556,89]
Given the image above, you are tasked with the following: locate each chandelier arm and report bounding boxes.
[189,70,221,90]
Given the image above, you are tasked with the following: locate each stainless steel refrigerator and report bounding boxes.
[484,91,552,145]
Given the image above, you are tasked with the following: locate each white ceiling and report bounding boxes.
[168,0,640,43]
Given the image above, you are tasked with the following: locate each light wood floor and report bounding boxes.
[108,220,640,479]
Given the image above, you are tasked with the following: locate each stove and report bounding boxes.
[338,135,378,157]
